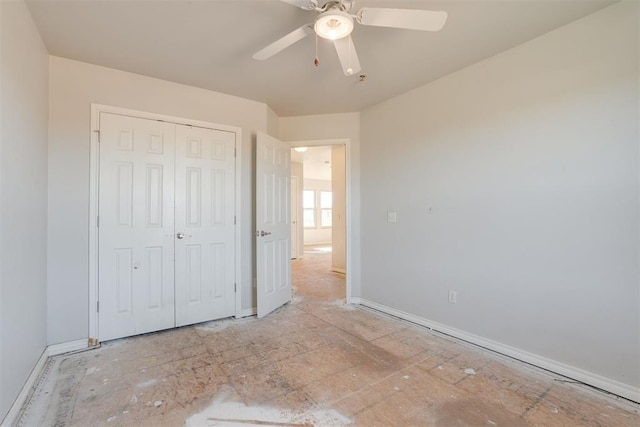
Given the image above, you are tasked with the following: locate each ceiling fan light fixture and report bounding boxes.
[314,10,354,40]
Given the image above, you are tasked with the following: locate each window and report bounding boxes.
[320,191,332,228]
[302,189,333,229]
[303,190,316,228]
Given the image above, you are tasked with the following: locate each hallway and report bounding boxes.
[292,246,345,304]
[17,252,639,426]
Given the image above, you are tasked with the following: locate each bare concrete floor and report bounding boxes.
[19,249,640,426]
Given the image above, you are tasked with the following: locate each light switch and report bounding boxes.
[387,211,397,223]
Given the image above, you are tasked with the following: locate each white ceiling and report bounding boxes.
[26,0,615,116]
[292,146,333,180]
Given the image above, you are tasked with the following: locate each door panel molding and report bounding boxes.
[175,124,236,326]
[89,104,242,342]
[256,132,292,318]
[98,113,176,341]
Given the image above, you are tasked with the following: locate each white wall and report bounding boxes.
[291,161,303,258]
[0,0,49,420]
[303,179,332,245]
[267,106,279,139]
[278,113,361,296]
[48,57,269,344]
[360,0,639,393]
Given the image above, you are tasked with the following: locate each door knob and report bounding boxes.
[255,230,272,237]
[177,232,185,239]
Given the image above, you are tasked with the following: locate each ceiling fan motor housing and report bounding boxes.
[314,9,354,40]
[254,0,448,77]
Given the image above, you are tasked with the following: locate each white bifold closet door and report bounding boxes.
[174,124,236,327]
[98,113,235,342]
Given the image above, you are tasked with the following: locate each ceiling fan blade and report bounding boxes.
[358,8,448,32]
[333,36,361,76]
[280,0,318,10]
[253,24,314,60]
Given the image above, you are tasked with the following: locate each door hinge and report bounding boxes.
[96,301,100,313]
[93,130,100,143]
[234,215,236,225]
[234,283,237,293]
[234,147,237,157]
[96,216,99,227]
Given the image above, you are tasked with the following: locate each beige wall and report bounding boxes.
[47,57,269,344]
[291,161,304,258]
[360,1,639,394]
[267,106,279,138]
[0,0,49,420]
[331,145,346,273]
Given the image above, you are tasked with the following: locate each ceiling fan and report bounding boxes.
[253,0,448,76]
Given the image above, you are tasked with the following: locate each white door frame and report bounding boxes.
[290,175,300,259]
[288,138,353,304]
[88,104,242,343]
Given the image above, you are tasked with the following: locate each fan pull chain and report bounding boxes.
[314,32,320,67]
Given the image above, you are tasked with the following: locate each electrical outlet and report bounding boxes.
[448,290,457,304]
[387,211,397,223]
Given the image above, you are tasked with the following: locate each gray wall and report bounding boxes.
[360,1,639,389]
[47,57,268,344]
[0,0,49,420]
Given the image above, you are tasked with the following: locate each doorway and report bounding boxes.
[254,134,351,317]
[290,141,348,303]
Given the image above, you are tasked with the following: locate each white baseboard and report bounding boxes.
[355,298,640,403]
[47,339,88,356]
[1,338,93,426]
[1,348,48,427]
[331,267,346,274]
[237,307,257,318]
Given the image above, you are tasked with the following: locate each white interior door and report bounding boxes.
[174,125,236,326]
[291,176,299,259]
[98,113,176,341]
[256,132,291,318]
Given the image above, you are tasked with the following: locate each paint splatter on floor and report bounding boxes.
[185,397,351,427]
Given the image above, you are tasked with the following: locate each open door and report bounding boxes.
[256,132,291,318]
